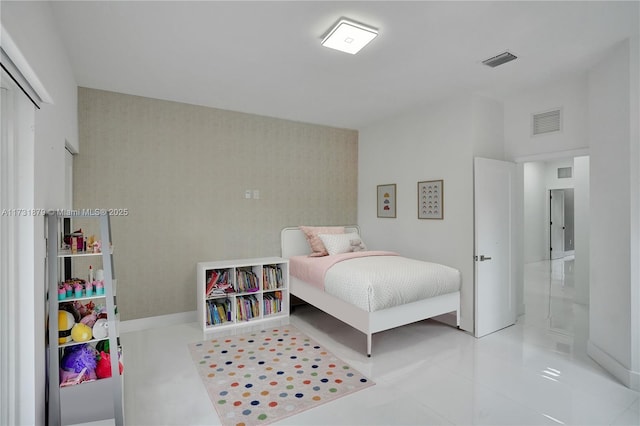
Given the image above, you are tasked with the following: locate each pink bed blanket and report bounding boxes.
[289,251,399,290]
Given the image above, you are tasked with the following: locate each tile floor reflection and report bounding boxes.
[120,257,639,425]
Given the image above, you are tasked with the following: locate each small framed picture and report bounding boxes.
[418,180,443,219]
[377,184,396,218]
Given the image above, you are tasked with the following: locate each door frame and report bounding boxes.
[550,189,566,259]
[514,149,589,319]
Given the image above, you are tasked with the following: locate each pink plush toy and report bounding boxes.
[80,312,97,328]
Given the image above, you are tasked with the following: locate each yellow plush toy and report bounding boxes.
[58,311,75,344]
[70,323,92,342]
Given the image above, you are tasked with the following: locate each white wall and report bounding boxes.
[545,158,575,189]
[587,38,639,390]
[504,72,592,325]
[472,95,505,159]
[504,70,592,323]
[630,30,640,395]
[504,73,589,161]
[573,156,590,307]
[1,1,78,423]
[523,162,546,262]
[358,95,504,333]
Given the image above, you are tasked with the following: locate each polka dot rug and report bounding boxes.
[188,325,374,425]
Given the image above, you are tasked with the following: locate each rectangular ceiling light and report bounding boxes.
[321,18,378,55]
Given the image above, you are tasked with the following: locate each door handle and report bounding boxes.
[475,255,492,261]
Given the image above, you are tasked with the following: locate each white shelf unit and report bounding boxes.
[46,212,124,426]
[197,257,289,332]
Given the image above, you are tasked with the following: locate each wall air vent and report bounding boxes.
[482,51,517,68]
[532,108,562,136]
[558,167,572,179]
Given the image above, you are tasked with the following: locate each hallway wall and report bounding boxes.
[587,38,639,390]
[523,162,546,263]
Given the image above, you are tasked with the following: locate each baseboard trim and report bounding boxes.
[119,311,196,334]
[587,339,640,391]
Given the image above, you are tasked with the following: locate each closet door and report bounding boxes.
[0,64,38,426]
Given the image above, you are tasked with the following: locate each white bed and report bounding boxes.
[281,226,461,357]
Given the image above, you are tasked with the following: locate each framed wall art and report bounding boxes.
[418,180,443,219]
[377,184,396,218]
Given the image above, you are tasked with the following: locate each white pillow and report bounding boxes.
[318,232,367,255]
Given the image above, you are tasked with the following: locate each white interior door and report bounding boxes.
[474,157,516,338]
[550,189,565,259]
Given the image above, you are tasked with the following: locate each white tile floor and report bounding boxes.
[120,257,639,425]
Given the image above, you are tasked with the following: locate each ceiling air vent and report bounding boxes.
[482,51,517,68]
[532,108,562,136]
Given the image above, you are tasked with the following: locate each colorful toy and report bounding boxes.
[80,312,97,328]
[60,301,81,323]
[349,237,367,252]
[61,344,97,372]
[92,318,109,339]
[96,340,110,353]
[70,323,92,342]
[74,300,95,318]
[58,310,75,344]
[95,351,123,379]
[60,344,97,385]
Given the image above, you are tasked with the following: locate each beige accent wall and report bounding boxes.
[75,88,357,320]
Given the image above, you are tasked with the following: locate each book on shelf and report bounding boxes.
[212,304,221,324]
[205,270,218,295]
[236,269,259,293]
[262,265,283,290]
[263,291,282,315]
[216,304,226,323]
[236,295,259,321]
[225,299,232,321]
[206,299,232,326]
[206,269,234,298]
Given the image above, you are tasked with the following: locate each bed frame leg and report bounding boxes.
[367,334,372,357]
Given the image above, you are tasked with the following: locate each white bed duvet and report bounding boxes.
[324,254,461,312]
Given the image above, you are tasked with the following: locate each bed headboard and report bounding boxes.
[280,226,360,258]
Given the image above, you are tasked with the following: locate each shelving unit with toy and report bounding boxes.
[196,257,289,332]
[46,211,124,426]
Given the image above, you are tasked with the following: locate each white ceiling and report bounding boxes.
[50,1,638,130]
